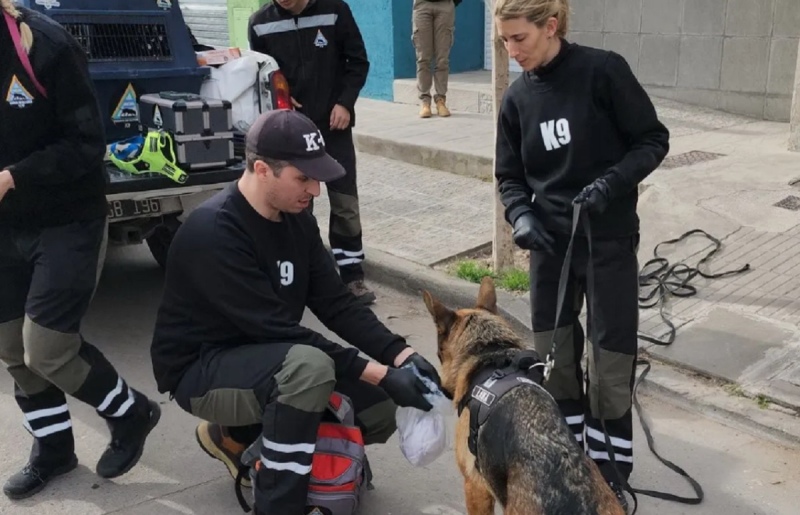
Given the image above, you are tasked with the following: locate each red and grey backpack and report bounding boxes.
[235,392,371,515]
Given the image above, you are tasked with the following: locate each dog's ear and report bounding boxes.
[422,290,456,333]
[476,276,498,314]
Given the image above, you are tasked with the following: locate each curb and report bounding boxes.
[363,246,800,451]
[637,353,800,450]
[353,132,493,181]
[362,246,534,339]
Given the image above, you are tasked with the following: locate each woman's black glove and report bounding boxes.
[399,352,442,390]
[512,212,555,254]
[379,367,433,412]
[573,176,611,214]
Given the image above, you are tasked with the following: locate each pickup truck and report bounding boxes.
[103,49,291,269]
[21,0,290,270]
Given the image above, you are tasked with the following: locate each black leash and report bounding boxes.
[547,204,706,514]
[637,229,751,345]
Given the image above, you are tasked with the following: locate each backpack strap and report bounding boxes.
[3,11,47,99]
[326,392,356,426]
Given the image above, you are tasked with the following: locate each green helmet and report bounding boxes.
[108,129,188,184]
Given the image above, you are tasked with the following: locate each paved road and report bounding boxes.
[0,245,798,514]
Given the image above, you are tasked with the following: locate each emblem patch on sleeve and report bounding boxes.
[5,75,34,108]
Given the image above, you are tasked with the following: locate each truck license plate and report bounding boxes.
[107,199,162,220]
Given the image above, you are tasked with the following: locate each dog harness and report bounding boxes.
[456,349,548,471]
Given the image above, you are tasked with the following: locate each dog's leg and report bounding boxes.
[464,475,495,515]
[589,458,626,515]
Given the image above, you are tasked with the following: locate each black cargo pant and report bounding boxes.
[0,218,144,464]
[173,343,397,515]
[530,232,639,483]
[309,127,365,284]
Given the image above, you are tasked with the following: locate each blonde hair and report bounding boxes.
[494,0,570,38]
[2,0,33,53]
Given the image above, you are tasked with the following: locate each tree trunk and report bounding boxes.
[491,1,515,271]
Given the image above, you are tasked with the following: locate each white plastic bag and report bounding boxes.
[395,363,452,467]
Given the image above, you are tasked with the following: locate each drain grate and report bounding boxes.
[660,150,725,169]
[774,195,800,211]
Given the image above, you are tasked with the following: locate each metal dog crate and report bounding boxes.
[19,0,210,143]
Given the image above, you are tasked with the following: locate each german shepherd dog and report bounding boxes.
[422,277,625,515]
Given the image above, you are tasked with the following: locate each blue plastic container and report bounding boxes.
[18,0,210,143]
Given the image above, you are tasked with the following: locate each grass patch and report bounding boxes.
[496,267,530,291]
[723,384,772,409]
[451,260,530,292]
[452,260,494,283]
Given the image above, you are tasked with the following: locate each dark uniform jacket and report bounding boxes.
[247,0,369,129]
[0,7,107,228]
[495,40,670,238]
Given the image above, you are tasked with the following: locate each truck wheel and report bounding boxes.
[146,218,181,270]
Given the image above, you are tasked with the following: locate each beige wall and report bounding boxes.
[568,0,800,122]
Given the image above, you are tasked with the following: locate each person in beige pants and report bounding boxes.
[412,0,461,118]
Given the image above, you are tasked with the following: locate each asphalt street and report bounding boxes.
[0,244,798,514]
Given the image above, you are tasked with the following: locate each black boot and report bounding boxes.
[3,438,78,500]
[96,390,161,479]
[6,383,77,499]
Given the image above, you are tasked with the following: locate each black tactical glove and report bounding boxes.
[379,367,433,412]
[399,352,442,390]
[573,175,613,214]
[512,212,555,254]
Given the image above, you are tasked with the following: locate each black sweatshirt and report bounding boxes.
[0,8,107,228]
[150,181,408,394]
[248,0,369,129]
[495,40,670,238]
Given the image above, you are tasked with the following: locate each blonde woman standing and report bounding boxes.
[493,0,669,511]
[1,0,159,499]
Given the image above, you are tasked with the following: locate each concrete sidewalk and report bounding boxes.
[320,88,800,427]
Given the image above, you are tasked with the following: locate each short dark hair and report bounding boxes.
[245,151,289,177]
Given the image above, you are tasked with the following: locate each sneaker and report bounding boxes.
[196,422,251,488]
[608,481,629,513]
[3,454,78,500]
[96,392,161,479]
[435,98,451,117]
[347,279,376,305]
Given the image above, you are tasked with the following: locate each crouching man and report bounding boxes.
[149,109,442,515]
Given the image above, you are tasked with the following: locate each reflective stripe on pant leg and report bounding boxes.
[257,345,336,513]
[323,129,365,283]
[15,383,75,461]
[530,245,586,445]
[0,319,73,454]
[583,235,639,481]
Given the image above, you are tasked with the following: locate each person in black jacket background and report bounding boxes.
[493,0,669,511]
[0,1,159,500]
[248,0,377,304]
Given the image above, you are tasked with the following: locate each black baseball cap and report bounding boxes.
[245,109,345,182]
